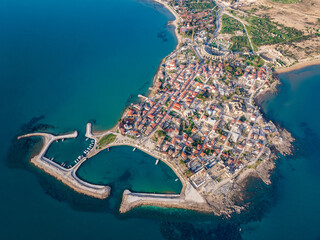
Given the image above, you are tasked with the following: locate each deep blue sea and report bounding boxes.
[242,66,320,240]
[1,0,320,239]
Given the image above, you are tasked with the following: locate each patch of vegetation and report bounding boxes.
[185,170,194,178]
[183,29,193,38]
[183,120,195,135]
[240,116,247,122]
[194,77,203,83]
[223,64,243,76]
[197,90,211,101]
[229,36,251,52]
[220,14,244,34]
[243,54,265,68]
[186,49,196,57]
[184,0,216,11]
[246,16,304,46]
[98,134,116,146]
[156,130,166,137]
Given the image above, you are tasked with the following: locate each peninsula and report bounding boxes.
[19,0,320,216]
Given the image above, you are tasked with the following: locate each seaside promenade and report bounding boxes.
[18,129,110,199]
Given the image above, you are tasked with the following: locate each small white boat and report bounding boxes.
[175,178,178,182]
[86,138,89,141]
[133,148,136,151]
[155,159,159,165]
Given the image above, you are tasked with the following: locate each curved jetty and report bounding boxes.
[18,131,110,199]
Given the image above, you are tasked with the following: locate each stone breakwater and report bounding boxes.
[119,183,211,213]
[18,130,110,199]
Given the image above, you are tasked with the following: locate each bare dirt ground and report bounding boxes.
[255,0,320,30]
[231,0,320,69]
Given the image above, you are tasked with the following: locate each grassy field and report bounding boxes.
[98,134,116,147]
[220,14,244,34]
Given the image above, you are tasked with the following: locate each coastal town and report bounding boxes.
[120,47,277,191]
[116,0,296,214]
[18,0,307,216]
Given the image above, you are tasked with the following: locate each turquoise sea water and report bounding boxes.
[76,146,182,194]
[1,0,320,239]
[45,130,92,167]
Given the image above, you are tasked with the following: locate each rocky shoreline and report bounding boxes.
[254,74,295,156]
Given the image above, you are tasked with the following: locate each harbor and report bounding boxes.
[17,127,110,199]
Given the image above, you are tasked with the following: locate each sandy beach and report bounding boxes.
[152,0,182,47]
[276,57,320,74]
